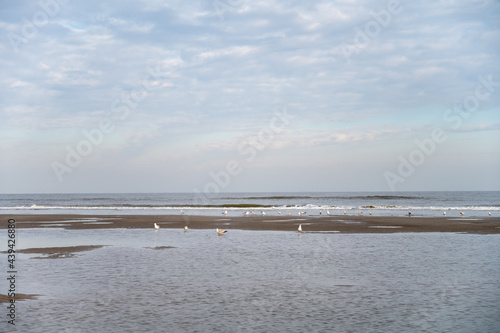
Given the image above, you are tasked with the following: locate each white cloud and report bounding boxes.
[1,0,499,192]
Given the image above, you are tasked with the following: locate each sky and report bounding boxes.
[0,0,499,194]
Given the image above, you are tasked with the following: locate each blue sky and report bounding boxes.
[1,0,499,193]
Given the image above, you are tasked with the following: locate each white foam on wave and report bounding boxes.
[1,205,498,212]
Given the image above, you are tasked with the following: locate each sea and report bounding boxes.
[0,191,499,217]
[1,191,500,332]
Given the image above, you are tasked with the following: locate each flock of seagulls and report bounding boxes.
[154,208,494,234]
[154,223,305,234]
[177,207,495,218]
[180,208,494,218]
[233,209,492,218]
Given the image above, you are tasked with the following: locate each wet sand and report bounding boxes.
[14,245,106,259]
[2,214,500,234]
[0,294,40,303]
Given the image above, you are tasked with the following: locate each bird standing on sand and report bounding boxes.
[216,228,227,235]
[154,223,160,231]
[184,226,188,232]
[327,211,331,216]
[298,224,302,232]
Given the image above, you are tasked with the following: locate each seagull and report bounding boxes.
[369,211,373,216]
[327,210,331,216]
[184,226,188,232]
[244,211,250,216]
[180,210,184,215]
[261,211,266,216]
[223,210,228,216]
[343,210,346,215]
[298,224,302,232]
[443,211,446,216]
[216,228,227,235]
[154,223,160,231]
[278,211,281,215]
[358,212,363,216]
[460,212,465,216]
[489,212,492,216]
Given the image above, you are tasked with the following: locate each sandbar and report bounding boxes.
[2,214,500,234]
[13,245,106,259]
[0,294,40,303]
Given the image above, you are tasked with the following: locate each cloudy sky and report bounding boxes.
[1,0,499,194]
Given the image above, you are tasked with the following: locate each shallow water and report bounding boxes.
[3,229,500,332]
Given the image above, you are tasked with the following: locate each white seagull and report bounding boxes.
[298,224,302,232]
[216,228,227,235]
[489,212,492,216]
[154,223,160,231]
[443,211,446,216]
[223,210,228,216]
[460,212,465,216]
[327,210,331,216]
[184,226,188,232]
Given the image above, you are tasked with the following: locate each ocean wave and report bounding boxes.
[1,205,499,211]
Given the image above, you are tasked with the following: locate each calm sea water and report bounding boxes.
[3,229,500,332]
[0,191,499,217]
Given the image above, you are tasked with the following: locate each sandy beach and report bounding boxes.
[2,214,500,234]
